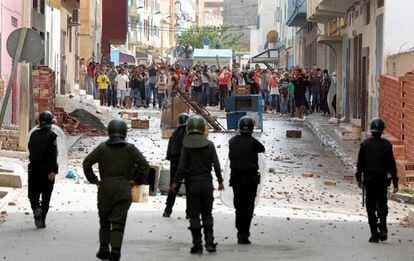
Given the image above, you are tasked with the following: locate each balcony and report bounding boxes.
[286,0,307,27]
[307,0,360,22]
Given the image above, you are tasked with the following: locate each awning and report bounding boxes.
[249,49,279,64]
[136,51,149,59]
[110,48,136,65]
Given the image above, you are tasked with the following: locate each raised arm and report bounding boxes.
[216,55,222,70]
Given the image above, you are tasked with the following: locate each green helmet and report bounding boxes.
[186,115,206,134]
[108,120,127,139]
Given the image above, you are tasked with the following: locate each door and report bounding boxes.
[361,47,370,132]
[60,30,66,94]
[374,14,384,117]
[341,34,349,119]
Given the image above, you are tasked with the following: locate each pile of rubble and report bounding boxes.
[54,107,106,136]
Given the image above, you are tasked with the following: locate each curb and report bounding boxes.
[304,119,357,173]
[388,191,414,205]
[0,161,26,212]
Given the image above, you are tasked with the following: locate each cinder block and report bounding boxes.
[131,119,149,129]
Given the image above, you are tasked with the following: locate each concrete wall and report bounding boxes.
[386,51,414,77]
[80,0,102,61]
[223,0,258,50]
[60,0,80,93]
[45,5,61,90]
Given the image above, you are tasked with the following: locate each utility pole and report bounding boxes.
[18,0,31,151]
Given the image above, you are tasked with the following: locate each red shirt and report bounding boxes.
[218,70,231,86]
[185,77,192,92]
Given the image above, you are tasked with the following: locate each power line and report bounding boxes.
[128,24,256,33]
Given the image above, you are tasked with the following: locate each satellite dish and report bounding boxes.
[266,30,279,43]
[6,28,44,63]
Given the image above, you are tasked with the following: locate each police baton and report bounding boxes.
[362,185,365,208]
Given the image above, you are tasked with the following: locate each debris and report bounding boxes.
[131,119,150,129]
[301,173,314,178]
[7,202,16,206]
[324,180,337,186]
[69,109,107,131]
[66,170,81,180]
[286,130,302,138]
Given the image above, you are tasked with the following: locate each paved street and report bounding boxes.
[0,114,413,261]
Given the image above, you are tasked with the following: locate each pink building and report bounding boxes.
[0,0,23,124]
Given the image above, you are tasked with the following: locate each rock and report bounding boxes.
[286,130,302,138]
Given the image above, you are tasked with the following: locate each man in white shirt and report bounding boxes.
[115,69,130,108]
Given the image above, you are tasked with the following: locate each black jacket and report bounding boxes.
[229,134,265,172]
[175,138,223,183]
[166,125,186,162]
[356,137,398,187]
[28,128,58,174]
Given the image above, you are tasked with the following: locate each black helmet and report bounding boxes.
[39,111,54,128]
[178,113,190,127]
[187,115,206,134]
[238,116,255,134]
[108,120,127,139]
[370,117,385,134]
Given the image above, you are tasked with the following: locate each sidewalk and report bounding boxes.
[304,114,359,173]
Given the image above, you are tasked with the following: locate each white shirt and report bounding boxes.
[115,74,130,91]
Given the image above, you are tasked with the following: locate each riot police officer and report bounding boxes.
[172,115,224,254]
[28,111,58,229]
[229,116,265,244]
[83,120,149,261]
[356,118,398,243]
[163,113,189,218]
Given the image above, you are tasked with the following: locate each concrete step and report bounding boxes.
[335,124,361,140]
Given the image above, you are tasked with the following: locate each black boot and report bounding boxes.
[378,223,388,241]
[237,233,251,245]
[204,232,217,253]
[369,233,379,243]
[190,230,203,255]
[163,207,172,218]
[109,251,120,261]
[33,208,44,229]
[96,245,110,260]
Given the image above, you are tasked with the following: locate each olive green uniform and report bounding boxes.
[83,141,149,255]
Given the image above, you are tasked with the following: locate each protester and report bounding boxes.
[156,74,167,109]
[115,69,129,108]
[97,70,110,107]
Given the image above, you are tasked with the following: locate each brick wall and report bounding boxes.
[379,75,404,140]
[32,66,56,120]
[0,130,19,151]
[379,74,414,165]
[404,74,414,162]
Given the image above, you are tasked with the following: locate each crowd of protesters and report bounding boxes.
[79,56,337,119]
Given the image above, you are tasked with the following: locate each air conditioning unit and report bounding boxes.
[69,9,81,27]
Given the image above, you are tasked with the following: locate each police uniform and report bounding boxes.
[28,122,58,228]
[229,117,265,244]
[83,120,149,261]
[164,124,187,217]
[173,115,223,254]
[356,118,398,243]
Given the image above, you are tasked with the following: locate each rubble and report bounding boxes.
[54,107,106,136]
[131,119,150,129]
[286,130,302,138]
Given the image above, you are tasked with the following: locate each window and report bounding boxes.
[11,17,18,27]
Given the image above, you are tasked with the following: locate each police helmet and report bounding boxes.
[39,111,54,129]
[178,113,190,127]
[186,115,206,134]
[108,120,128,139]
[238,116,255,134]
[369,117,385,134]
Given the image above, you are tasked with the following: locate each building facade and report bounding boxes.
[204,0,223,27]
[80,0,102,62]
[223,0,258,51]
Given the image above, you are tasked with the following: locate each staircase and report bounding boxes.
[173,87,227,133]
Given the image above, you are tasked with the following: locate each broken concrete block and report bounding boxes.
[324,180,337,186]
[286,130,302,138]
[343,175,354,181]
[301,173,314,178]
[0,172,22,188]
[268,167,275,173]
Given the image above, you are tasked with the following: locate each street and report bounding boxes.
[0,112,413,261]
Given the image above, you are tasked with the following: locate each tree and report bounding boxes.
[176,24,244,51]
